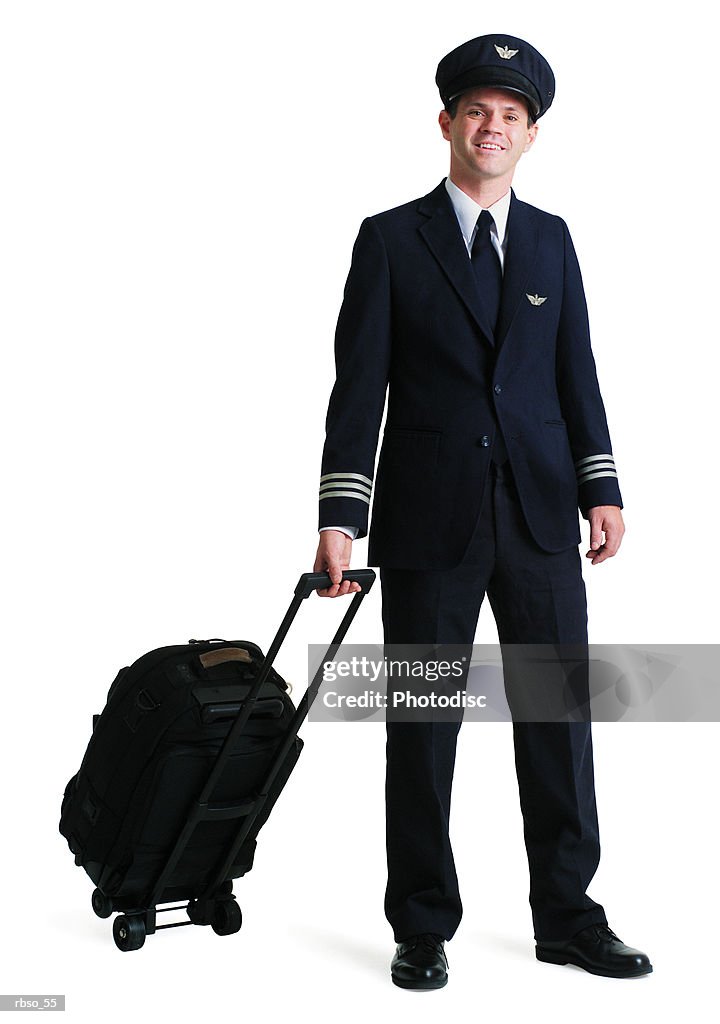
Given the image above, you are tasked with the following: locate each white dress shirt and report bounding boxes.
[320,177,511,542]
[443,175,510,266]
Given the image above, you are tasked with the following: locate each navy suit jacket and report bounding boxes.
[318,178,623,571]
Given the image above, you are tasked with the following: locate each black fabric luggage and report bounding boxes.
[59,569,375,951]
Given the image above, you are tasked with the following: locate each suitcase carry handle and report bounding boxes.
[295,568,376,599]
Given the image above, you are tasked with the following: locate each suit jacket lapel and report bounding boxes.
[418,179,497,347]
[495,189,540,350]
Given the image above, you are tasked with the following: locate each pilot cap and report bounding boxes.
[436,34,555,120]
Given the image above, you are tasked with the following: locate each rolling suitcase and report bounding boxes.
[59,569,375,951]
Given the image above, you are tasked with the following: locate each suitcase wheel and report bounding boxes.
[113,914,146,952]
[91,888,114,919]
[211,898,242,936]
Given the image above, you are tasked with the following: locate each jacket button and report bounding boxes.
[494,384,503,394]
[477,435,490,447]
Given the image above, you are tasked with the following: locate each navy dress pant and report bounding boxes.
[380,460,609,943]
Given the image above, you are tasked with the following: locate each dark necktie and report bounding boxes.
[470,209,502,336]
[471,209,508,465]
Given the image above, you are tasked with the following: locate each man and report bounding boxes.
[312,33,652,986]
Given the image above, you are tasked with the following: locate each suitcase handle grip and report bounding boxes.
[295,569,376,599]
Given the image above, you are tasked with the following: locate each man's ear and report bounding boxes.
[438,109,451,141]
[524,122,539,152]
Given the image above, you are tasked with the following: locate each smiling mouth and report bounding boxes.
[475,143,504,151]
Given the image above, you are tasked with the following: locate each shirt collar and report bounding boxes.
[444,176,511,248]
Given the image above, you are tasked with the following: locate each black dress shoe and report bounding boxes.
[391,932,448,989]
[536,923,653,978]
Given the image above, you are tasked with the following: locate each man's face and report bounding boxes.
[438,86,538,184]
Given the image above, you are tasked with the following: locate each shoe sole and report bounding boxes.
[536,948,653,978]
[391,973,448,990]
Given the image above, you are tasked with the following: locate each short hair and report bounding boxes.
[445,92,536,127]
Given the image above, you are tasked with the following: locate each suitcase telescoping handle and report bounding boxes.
[239,566,377,745]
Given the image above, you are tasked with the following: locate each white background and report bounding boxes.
[1,0,717,1019]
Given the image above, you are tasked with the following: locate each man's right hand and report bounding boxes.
[313,531,362,597]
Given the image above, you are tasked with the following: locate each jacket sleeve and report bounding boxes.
[318,216,392,539]
[555,217,623,516]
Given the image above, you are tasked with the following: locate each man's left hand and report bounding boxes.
[584,505,625,565]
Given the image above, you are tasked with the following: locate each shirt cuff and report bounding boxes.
[319,525,358,540]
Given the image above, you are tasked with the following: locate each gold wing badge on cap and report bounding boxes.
[494,44,519,59]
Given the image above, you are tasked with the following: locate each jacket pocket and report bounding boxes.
[544,418,566,428]
[377,428,442,488]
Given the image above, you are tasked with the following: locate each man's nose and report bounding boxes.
[480,112,503,132]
